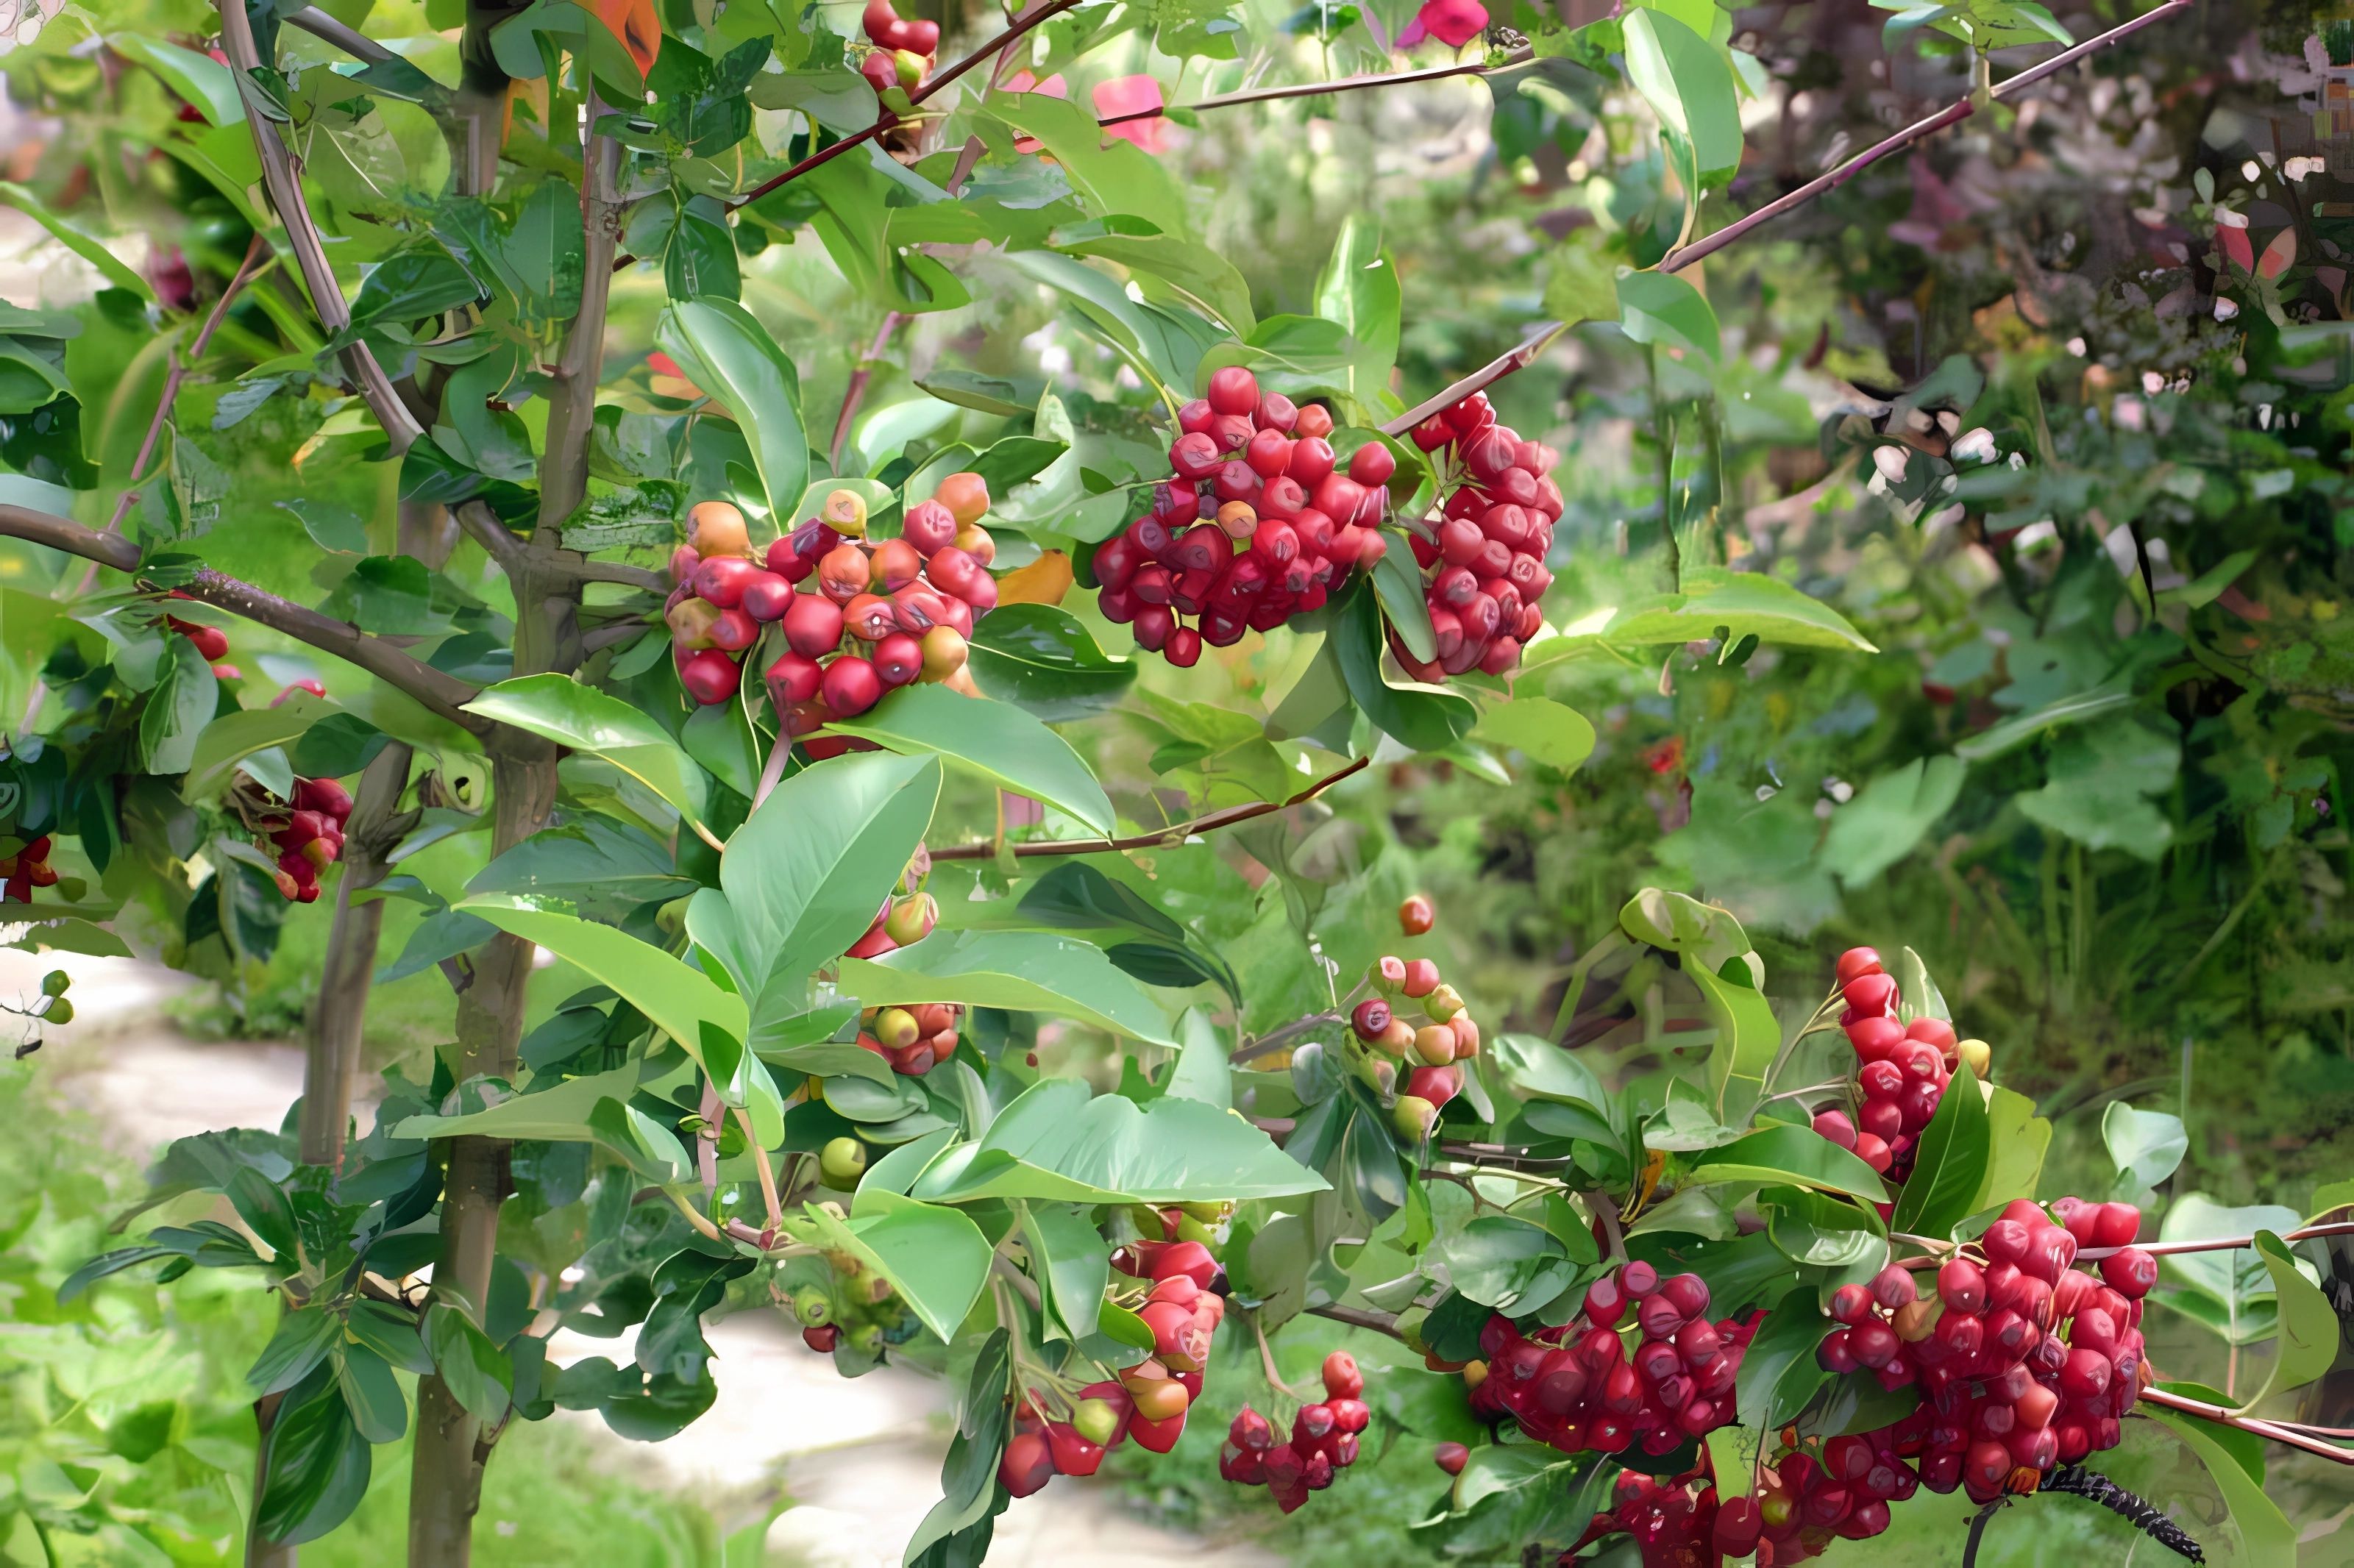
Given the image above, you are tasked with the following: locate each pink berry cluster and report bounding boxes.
[1219,1351,1371,1513]
[1350,945,1484,1143]
[1806,946,1992,1180]
[662,485,992,760]
[841,861,938,961]
[856,0,938,97]
[853,1000,961,1076]
[1400,390,1560,679]
[999,1233,1226,1495]
[1471,1264,1754,1461]
[1815,1197,2156,1502]
[1094,367,1393,666]
[261,777,354,905]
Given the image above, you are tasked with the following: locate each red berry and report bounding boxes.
[998,1431,1055,1496]
[1206,366,1259,416]
[1813,1109,1858,1150]
[678,648,742,705]
[821,655,883,718]
[2099,1247,2158,1299]
[1432,1442,1468,1476]
[1835,947,1883,984]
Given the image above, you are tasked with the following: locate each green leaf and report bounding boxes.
[1887,1061,1990,1237]
[1311,215,1401,411]
[346,1300,435,1375]
[335,1343,409,1444]
[1820,757,1963,888]
[656,297,808,527]
[1949,679,2134,763]
[1471,698,1596,774]
[1437,1216,1578,1313]
[1735,1287,1831,1429]
[141,635,218,776]
[1487,1033,1612,1116]
[2234,1230,2339,1411]
[962,605,1137,724]
[393,1063,642,1143]
[1621,10,1743,179]
[467,816,697,922]
[783,1190,993,1342]
[256,1386,371,1546]
[1690,1126,1888,1203]
[0,182,151,299]
[717,750,940,1024]
[2014,716,2181,862]
[2102,1102,2188,1199]
[249,1304,341,1394]
[829,686,1113,837]
[842,931,1178,1046]
[1892,946,1949,1023]
[1689,962,1779,1120]
[1020,1201,1109,1341]
[463,675,712,837]
[2158,1194,2308,1341]
[1330,580,1476,753]
[1968,1084,2049,1216]
[1616,269,1721,362]
[1540,566,1875,660]
[908,1078,1329,1205]
[1163,1008,1231,1109]
[2145,1400,2297,1562]
[113,34,246,126]
[424,1302,513,1425]
[455,895,747,1069]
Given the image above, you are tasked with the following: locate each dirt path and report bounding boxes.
[13,949,1278,1568]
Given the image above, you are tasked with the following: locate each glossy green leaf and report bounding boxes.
[1617,269,1721,362]
[334,1344,408,1444]
[424,1302,513,1425]
[2102,1101,2188,1199]
[1311,216,1402,411]
[2145,1400,2297,1563]
[1821,758,1964,889]
[1330,579,1477,754]
[1020,1201,1109,1341]
[463,675,712,836]
[1471,697,1596,774]
[1622,10,1743,178]
[249,1304,340,1394]
[467,816,697,922]
[1690,1125,1888,1203]
[1968,1084,2050,1216]
[830,686,1112,837]
[2158,1194,2308,1336]
[455,895,747,1066]
[842,931,1176,1046]
[256,1386,371,1546]
[1735,1286,1831,1429]
[656,296,807,525]
[963,604,1137,724]
[1689,962,1779,1119]
[908,1078,1329,1205]
[2234,1230,2339,1410]
[1437,1216,1578,1313]
[1887,1061,1989,1237]
[786,1189,992,1342]
[0,182,151,298]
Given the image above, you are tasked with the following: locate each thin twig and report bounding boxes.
[282,5,403,65]
[1306,1302,1403,1339]
[1660,0,2191,272]
[2080,1220,2354,1260]
[992,1251,1045,1311]
[1377,319,1568,439]
[666,1188,726,1244]
[213,0,423,451]
[928,754,1368,861]
[1098,46,1532,127]
[733,1106,783,1243]
[832,313,907,469]
[108,232,270,537]
[1253,1309,1305,1398]
[1230,1010,1345,1064]
[0,505,487,731]
[2142,1386,2354,1464]
[1960,1498,2006,1568]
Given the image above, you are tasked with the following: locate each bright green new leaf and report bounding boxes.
[1472,698,1597,774]
[463,675,713,838]
[1692,1125,1888,1202]
[1621,10,1743,179]
[842,931,1177,1047]
[789,1189,992,1342]
[656,297,807,525]
[456,894,747,1066]
[829,685,1114,837]
[1616,269,1721,362]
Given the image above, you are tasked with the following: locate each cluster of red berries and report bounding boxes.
[163,607,239,682]
[1220,1351,1370,1512]
[262,777,354,904]
[853,1000,961,1076]
[1000,1229,1228,1496]
[1807,947,1993,1180]
[857,0,938,98]
[1398,390,1560,679]
[1,835,58,905]
[1348,898,1481,1141]
[1095,367,1393,666]
[791,1236,917,1359]
[664,483,992,757]
[1471,1263,1753,1461]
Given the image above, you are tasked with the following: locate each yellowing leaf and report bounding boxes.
[995,549,1073,606]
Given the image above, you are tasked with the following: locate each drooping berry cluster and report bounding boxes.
[1807,947,1994,1179]
[1219,1351,1370,1512]
[1094,368,1392,666]
[260,777,354,905]
[855,1000,962,1076]
[664,482,992,755]
[1472,1263,1754,1461]
[999,1227,1229,1494]
[789,1227,922,1359]
[1349,898,1482,1141]
[1,834,58,906]
[1398,390,1560,679]
[856,0,938,97]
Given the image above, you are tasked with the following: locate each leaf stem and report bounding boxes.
[928,754,1369,860]
[734,1106,783,1243]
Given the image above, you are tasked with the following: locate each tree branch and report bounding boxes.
[1231,1010,1344,1064]
[213,0,425,453]
[1099,46,1532,128]
[928,753,1368,860]
[2079,1220,2354,1260]
[1307,1302,1404,1339]
[109,233,271,536]
[1660,0,2193,274]
[2141,1386,2354,1464]
[0,505,486,733]
[282,4,404,65]
[1378,319,1569,439]
[833,313,907,469]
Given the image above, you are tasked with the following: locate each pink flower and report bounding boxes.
[1414,0,1487,49]
[1092,74,1167,153]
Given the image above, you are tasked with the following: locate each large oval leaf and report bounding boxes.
[1886,1061,1990,1238]
[828,685,1114,837]
[464,674,712,838]
[779,1190,992,1342]
[964,604,1137,724]
[1689,1125,1888,1203]
[840,930,1176,1046]
[656,297,808,525]
[909,1079,1329,1204]
[457,894,747,1063]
